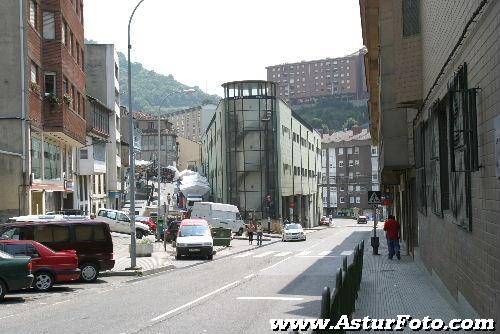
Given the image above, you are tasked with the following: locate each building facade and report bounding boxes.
[177,136,202,171]
[84,43,122,209]
[361,0,500,319]
[321,127,379,217]
[266,50,368,104]
[0,0,87,220]
[134,112,178,168]
[202,81,322,227]
[166,106,202,143]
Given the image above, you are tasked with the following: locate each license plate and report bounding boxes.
[188,248,200,252]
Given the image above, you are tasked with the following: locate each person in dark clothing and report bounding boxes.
[384,215,401,260]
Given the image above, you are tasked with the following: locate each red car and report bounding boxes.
[319,216,330,226]
[0,240,80,291]
[136,216,157,232]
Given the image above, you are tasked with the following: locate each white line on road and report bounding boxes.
[340,250,353,256]
[234,252,254,258]
[318,251,331,256]
[244,273,255,279]
[253,251,275,258]
[236,297,303,301]
[52,300,70,306]
[296,251,312,256]
[0,314,15,320]
[274,251,292,257]
[150,280,241,322]
[259,257,292,272]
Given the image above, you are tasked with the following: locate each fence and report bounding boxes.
[318,240,365,333]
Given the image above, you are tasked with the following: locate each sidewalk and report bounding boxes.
[354,233,465,332]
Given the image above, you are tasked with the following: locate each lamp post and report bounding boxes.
[155,89,195,241]
[127,0,146,270]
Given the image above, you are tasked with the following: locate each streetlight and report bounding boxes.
[156,88,196,241]
[127,0,146,270]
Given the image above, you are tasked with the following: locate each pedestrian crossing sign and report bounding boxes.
[368,191,382,205]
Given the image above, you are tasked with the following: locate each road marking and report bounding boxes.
[244,274,255,279]
[150,280,240,322]
[234,252,254,258]
[0,314,15,320]
[299,255,339,258]
[236,297,303,301]
[259,257,292,272]
[341,250,353,256]
[318,251,331,256]
[52,300,70,306]
[296,251,312,256]
[254,251,275,258]
[274,251,292,257]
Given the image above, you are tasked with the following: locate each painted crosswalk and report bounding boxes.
[232,250,348,259]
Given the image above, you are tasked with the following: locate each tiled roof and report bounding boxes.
[321,128,371,143]
[133,111,169,121]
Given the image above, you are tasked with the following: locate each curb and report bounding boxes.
[101,264,175,277]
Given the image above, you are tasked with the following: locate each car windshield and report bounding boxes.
[0,250,13,259]
[179,225,209,237]
[285,224,302,230]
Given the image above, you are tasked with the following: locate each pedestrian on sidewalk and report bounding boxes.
[247,222,255,245]
[167,193,171,207]
[384,215,401,260]
[256,223,263,246]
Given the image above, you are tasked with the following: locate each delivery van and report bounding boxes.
[190,202,245,235]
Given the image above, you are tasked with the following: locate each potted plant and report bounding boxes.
[63,93,73,106]
[30,82,40,94]
[132,238,153,257]
[44,93,61,108]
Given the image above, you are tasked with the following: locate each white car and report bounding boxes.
[175,219,213,260]
[282,223,306,242]
[96,209,150,238]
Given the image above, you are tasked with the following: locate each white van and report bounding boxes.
[190,202,245,235]
[96,209,150,238]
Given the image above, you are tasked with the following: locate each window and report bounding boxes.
[61,20,67,45]
[354,146,360,154]
[76,41,80,63]
[349,160,353,167]
[340,186,345,192]
[348,185,354,191]
[338,148,343,155]
[63,77,68,94]
[42,11,55,39]
[29,1,37,28]
[75,225,93,242]
[339,161,344,168]
[44,72,56,95]
[356,186,361,192]
[30,62,38,84]
[31,137,42,179]
[349,172,354,179]
[53,226,70,242]
[347,147,353,155]
[69,31,74,55]
[403,0,421,37]
[356,197,361,204]
[355,160,360,166]
[4,244,28,257]
[350,197,355,204]
[44,141,61,180]
[371,147,378,156]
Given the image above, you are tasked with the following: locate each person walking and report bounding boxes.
[167,193,172,207]
[256,223,263,246]
[384,215,401,260]
[247,223,255,245]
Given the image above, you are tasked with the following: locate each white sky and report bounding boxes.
[84,0,364,96]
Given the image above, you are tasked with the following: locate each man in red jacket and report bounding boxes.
[384,215,401,260]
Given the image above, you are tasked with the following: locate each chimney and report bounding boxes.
[352,126,363,136]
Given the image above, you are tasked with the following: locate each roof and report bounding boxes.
[180,219,208,226]
[321,128,371,143]
[2,220,107,227]
[195,202,239,213]
[133,111,171,121]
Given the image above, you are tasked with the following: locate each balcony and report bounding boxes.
[43,100,86,146]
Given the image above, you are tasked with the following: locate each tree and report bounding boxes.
[342,117,359,129]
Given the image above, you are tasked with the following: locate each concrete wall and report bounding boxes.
[416,0,500,318]
[177,136,201,171]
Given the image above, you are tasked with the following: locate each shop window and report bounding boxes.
[31,137,42,179]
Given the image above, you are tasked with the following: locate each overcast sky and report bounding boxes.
[84,0,364,96]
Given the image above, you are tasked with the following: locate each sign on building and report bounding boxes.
[495,116,500,178]
[367,191,382,205]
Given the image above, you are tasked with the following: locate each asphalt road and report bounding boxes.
[0,219,372,334]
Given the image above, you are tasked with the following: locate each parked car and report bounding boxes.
[190,202,245,235]
[357,215,368,224]
[282,223,306,242]
[0,240,80,291]
[319,216,330,226]
[0,220,114,282]
[0,250,33,301]
[46,209,85,216]
[135,216,157,233]
[164,221,181,242]
[176,219,213,260]
[96,209,150,239]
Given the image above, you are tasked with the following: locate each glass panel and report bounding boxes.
[75,225,93,241]
[94,226,106,241]
[34,227,52,243]
[52,226,70,242]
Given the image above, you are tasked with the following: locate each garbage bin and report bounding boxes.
[212,227,231,247]
[156,218,166,240]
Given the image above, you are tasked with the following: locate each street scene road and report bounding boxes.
[0,220,371,334]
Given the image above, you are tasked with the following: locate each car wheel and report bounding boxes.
[0,280,6,301]
[136,229,144,239]
[33,272,54,291]
[236,228,244,236]
[80,263,99,282]
[175,253,181,260]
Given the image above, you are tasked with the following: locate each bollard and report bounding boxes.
[342,255,348,272]
[331,268,343,322]
[320,286,331,320]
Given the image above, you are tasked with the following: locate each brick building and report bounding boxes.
[320,127,379,217]
[0,0,86,219]
[265,49,368,104]
[361,0,500,319]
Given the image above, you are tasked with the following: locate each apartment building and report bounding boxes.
[177,136,201,171]
[202,81,322,227]
[266,49,367,104]
[361,0,500,319]
[134,112,178,168]
[320,127,379,217]
[85,43,122,209]
[166,106,202,142]
[0,0,86,220]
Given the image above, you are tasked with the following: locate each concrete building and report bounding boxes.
[134,111,178,168]
[361,0,500,319]
[266,50,368,104]
[202,81,322,227]
[85,43,122,209]
[177,136,202,171]
[166,106,202,143]
[77,95,111,214]
[0,0,87,220]
[321,127,379,217]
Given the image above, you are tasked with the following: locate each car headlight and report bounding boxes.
[202,242,213,247]
[177,243,186,247]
